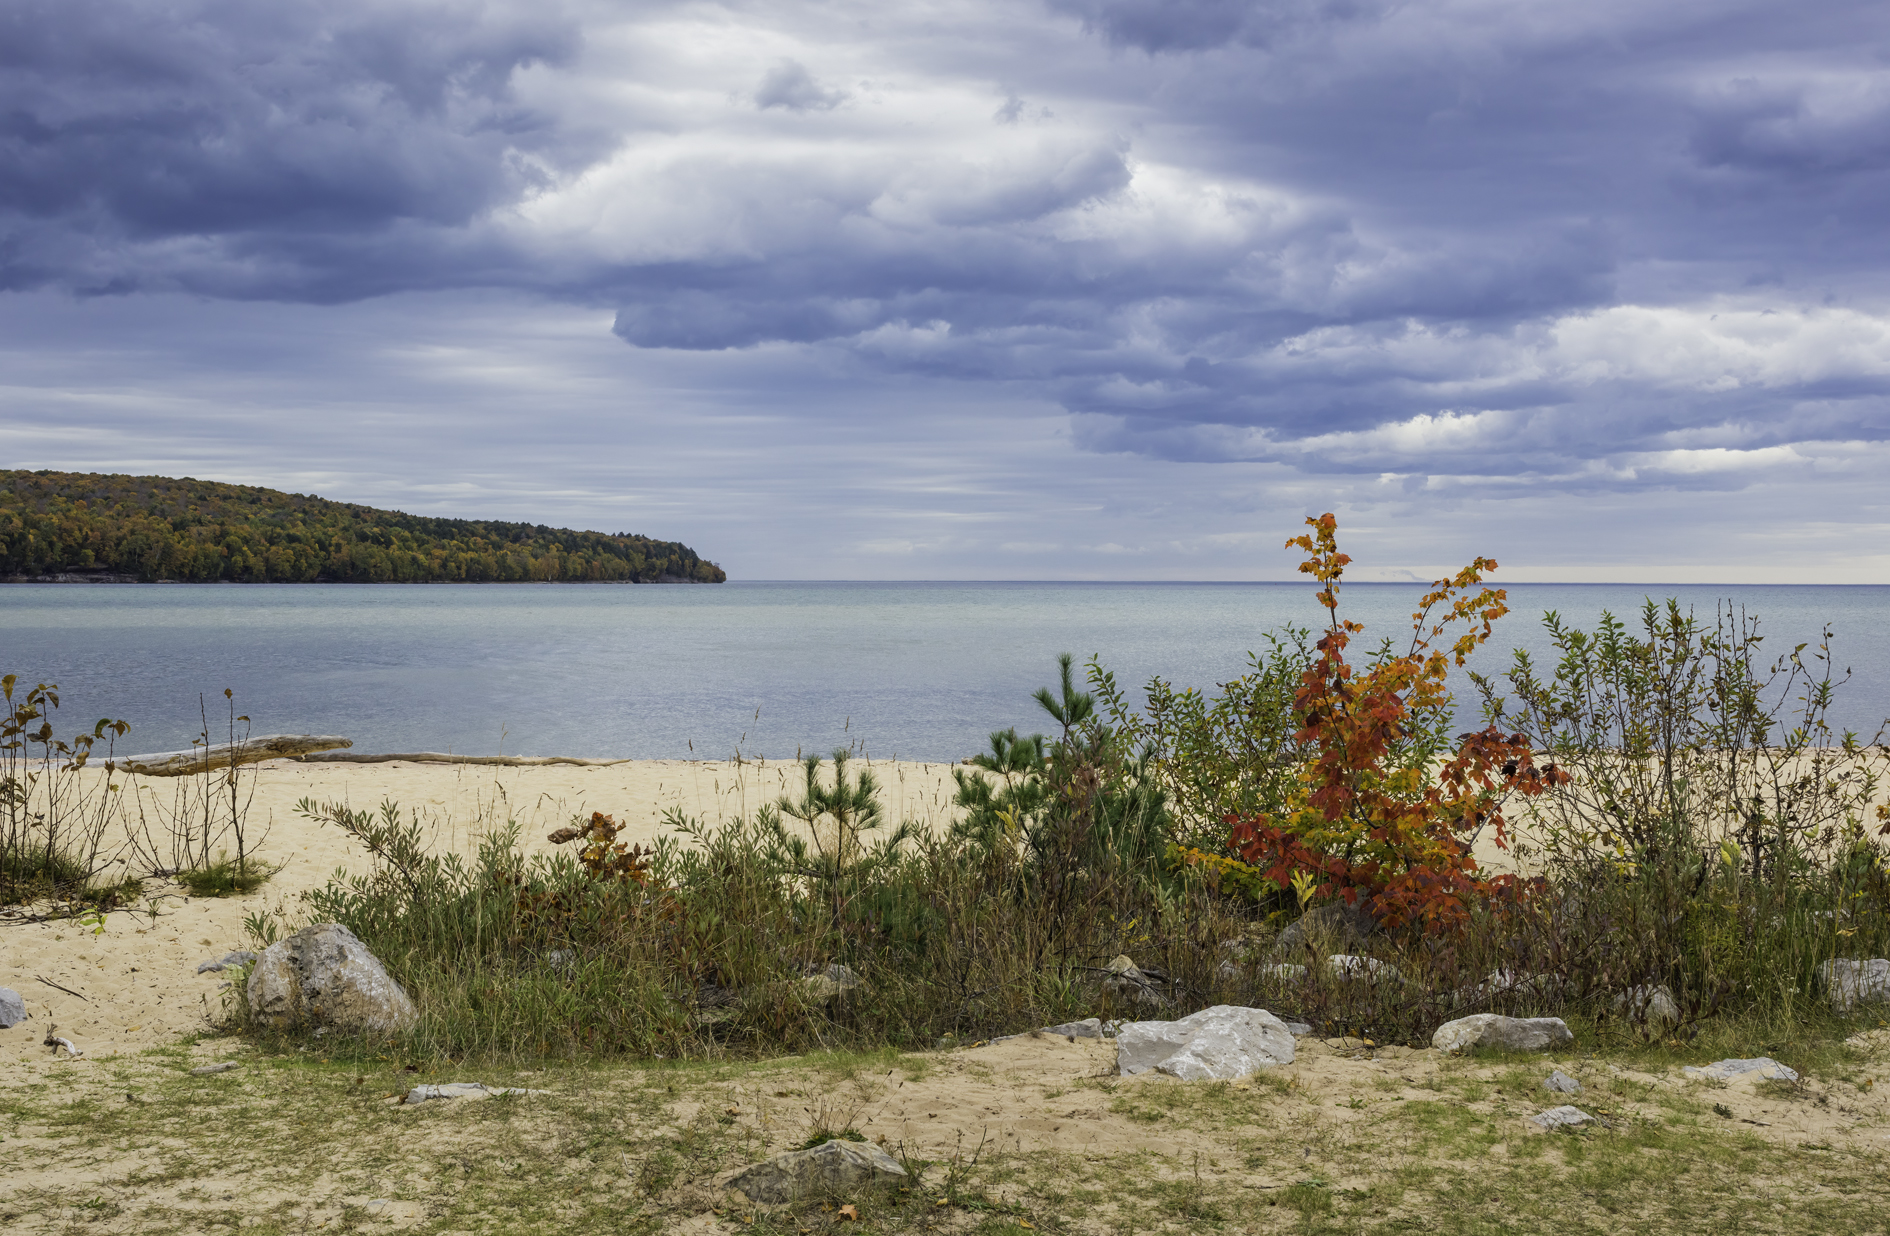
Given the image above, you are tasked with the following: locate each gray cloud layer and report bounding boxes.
[4,0,1889,577]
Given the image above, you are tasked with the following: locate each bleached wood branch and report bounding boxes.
[110,734,353,777]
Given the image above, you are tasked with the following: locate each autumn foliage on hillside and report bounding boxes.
[1222,514,1568,932]
[0,471,726,584]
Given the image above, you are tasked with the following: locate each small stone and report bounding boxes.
[1103,955,1164,1006]
[1682,1057,1799,1083]
[0,987,25,1029]
[1820,959,1890,1012]
[802,963,864,1004]
[1613,985,1680,1027]
[1529,1105,1595,1130]
[1283,1021,1314,1037]
[727,1139,909,1204]
[1327,955,1401,982]
[195,950,258,975]
[1476,970,1561,999]
[1270,902,1378,961]
[402,1082,549,1104]
[1117,1005,1295,1080]
[190,1062,239,1076]
[1544,1070,1581,1094]
[1041,1018,1105,1038]
[1432,1014,1575,1053]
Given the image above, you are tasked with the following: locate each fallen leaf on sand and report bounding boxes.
[837,1203,859,1221]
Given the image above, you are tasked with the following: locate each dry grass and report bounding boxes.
[3,1028,1887,1235]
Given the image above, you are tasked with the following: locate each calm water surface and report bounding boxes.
[2,582,1886,760]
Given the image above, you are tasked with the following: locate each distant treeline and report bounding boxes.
[0,471,726,584]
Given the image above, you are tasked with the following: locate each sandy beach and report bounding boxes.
[1,757,965,1058]
[2,749,1871,1063]
[5,756,1888,1235]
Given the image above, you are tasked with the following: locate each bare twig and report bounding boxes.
[36,974,87,1002]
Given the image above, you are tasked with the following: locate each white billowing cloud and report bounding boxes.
[1548,304,1890,389]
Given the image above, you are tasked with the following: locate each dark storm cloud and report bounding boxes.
[7,0,1890,501]
[754,60,848,112]
[1047,0,1386,53]
[0,0,580,294]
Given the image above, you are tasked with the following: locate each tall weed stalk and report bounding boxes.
[0,674,130,905]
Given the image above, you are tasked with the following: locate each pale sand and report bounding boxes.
[1,757,966,1058]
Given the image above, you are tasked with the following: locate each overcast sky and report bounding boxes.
[4,0,1888,581]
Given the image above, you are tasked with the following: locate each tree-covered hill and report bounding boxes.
[0,471,726,584]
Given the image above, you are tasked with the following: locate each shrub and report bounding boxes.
[1,674,130,906]
[1220,514,1566,932]
[1472,596,1890,1027]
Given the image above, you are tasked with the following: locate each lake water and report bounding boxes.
[2,581,1887,760]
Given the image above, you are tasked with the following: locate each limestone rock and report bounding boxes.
[247,922,417,1034]
[1103,955,1164,1006]
[1116,1005,1295,1080]
[1327,955,1402,982]
[802,963,864,1004]
[196,950,258,975]
[1613,984,1680,1027]
[1683,1057,1799,1083]
[1042,1017,1105,1038]
[1544,1070,1581,1094]
[1820,959,1890,1012]
[1270,902,1377,961]
[727,1139,909,1204]
[1529,1105,1595,1130]
[1432,1014,1574,1053]
[1476,970,1562,999]
[402,1081,549,1104]
[0,987,24,1029]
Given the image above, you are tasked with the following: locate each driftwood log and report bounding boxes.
[110,735,354,777]
[295,752,629,768]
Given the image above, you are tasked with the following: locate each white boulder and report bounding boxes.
[1116,1005,1295,1080]
[1613,985,1680,1027]
[1821,959,1890,1012]
[247,922,416,1034]
[1432,1014,1574,1053]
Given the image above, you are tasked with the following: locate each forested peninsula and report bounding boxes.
[0,471,726,584]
